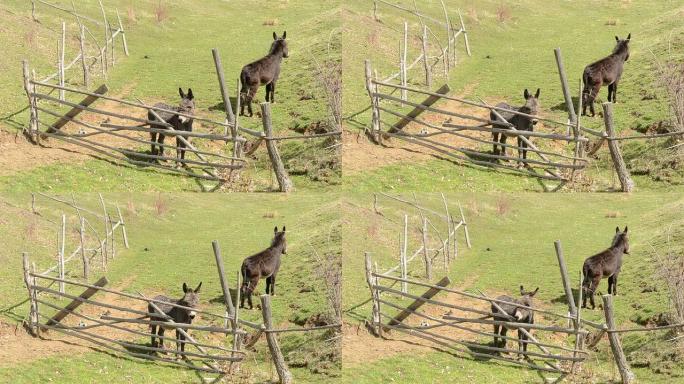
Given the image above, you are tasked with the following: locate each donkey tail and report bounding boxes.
[581,262,592,290]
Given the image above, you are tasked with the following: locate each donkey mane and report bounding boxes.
[269,39,287,56]
[612,40,629,56]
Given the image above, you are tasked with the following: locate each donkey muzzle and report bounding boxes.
[188,310,197,320]
[531,119,539,126]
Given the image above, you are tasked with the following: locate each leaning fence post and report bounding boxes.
[211,48,236,132]
[260,103,293,193]
[22,60,38,142]
[439,0,451,69]
[364,252,381,336]
[440,193,451,261]
[97,0,110,70]
[80,217,88,279]
[116,8,129,56]
[22,253,37,335]
[401,21,408,102]
[554,48,577,127]
[458,9,471,57]
[31,0,38,21]
[364,60,381,142]
[211,240,237,327]
[59,21,66,101]
[79,24,89,88]
[58,214,66,294]
[458,202,471,248]
[373,0,378,21]
[116,205,129,248]
[260,295,293,384]
[98,193,108,261]
[554,240,578,327]
[421,25,432,88]
[602,103,635,192]
[602,295,636,384]
[422,217,431,281]
[400,214,408,293]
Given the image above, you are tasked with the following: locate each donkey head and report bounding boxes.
[272,226,288,254]
[177,88,196,124]
[612,226,630,254]
[522,88,541,126]
[270,31,289,58]
[181,282,202,320]
[514,285,539,321]
[613,33,631,61]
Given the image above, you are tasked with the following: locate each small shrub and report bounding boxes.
[154,1,169,23]
[126,7,137,24]
[262,18,278,26]
[496,4,512,23]
[153,193,168,216]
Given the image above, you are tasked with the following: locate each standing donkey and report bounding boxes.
[582,226,630,309]
[148,282,202,355]
[148,88,195,164]
[491,286,539,355]
[240,226,288,309]
[490,89,541,165]
[239,31,289,117]
[582,34,631,117]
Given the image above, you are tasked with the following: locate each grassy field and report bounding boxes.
[0,0,340,192]
[342,0,684,192]
[341,192,684,383]
[0,192,341,383]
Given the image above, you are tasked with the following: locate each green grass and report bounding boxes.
[342,192,684,383]
[0,192,341,383]
[0,0,340,191]
[342,0,684,192]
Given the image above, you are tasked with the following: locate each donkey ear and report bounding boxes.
[535,88,540,98]
[179,88,185,98]
[627,33,631,41]
[624,226,628,233]
[187,88,194,100]
[616,226,620,233]
[273,32,277,40]
[282,31,287,39]
[183,282,188,293]
[195,282,202,293]
[524,89,530,99]
[531,287,539,296]
[615,36,619,42]
[274,226,278,233]
[282,226,286,232]
[519,285,525,294]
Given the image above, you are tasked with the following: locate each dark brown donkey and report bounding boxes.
[148,88,195,164]
[491,286,539,354]
[490,89,540,164]
[240,226,288,309]
[582,226,630,309]
[148,282,202,354]
[582,34,631,117]
[239,31,289,117]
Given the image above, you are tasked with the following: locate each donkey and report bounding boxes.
[148,88,195,164]
[148,282,202,355]
[492,286,539,355]
[239,31,289,117]
[240,226,288,309]
[582,226,630,309]
[582,34,631,117]
[490,89,540,165]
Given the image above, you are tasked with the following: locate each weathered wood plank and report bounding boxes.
[387,276,451,327]
[48,84,108,132]
[45,276,108,327]
[389,84,450,132]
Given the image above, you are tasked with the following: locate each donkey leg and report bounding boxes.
[150,324,158,348]
[500,135,508,158]
[492,132,500,156]
[158,133,167,158]
[493,324,500,346]
[607,83,614,104]
[248,85,259,117]
[270,81,277,104]
[265,83,273,103]
[271,274,276,296]
[158,327,166,351]
[500,327,508,350]
[150,132,158,156]
[265,276,272,295]
[612,82,619,103]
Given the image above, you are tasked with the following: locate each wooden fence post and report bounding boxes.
[260,103,293,193]
[554,48,577,127]
[439,0,451,69]
[22,60,38,142]
[364,60,380,141]
[260,295,293,384]
[211,240,237,326]
[554,240,577,321]
[401,22,408,102]
[373,0,378,21]
[458,10,471,57]
[98,193,108,261]
[59,21,66,101]
[22,253,38,335]
[401,214,408,293]
[97,0,110,70]
[116,8,129,56]
[59,214,66,294]
[79,24,89,87]
[602,295,636,384]
[80,217,88,279]
[421,25,431,88]
[602,103,635,192]
[211,48,236,132]
[364,252,381,336]
[422,217,431,281]
[31,1,38,21]
[116,205,129,249]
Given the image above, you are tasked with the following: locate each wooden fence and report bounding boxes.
[30,0,130,92]
[21,237,340,384]
[30,192,129,288]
